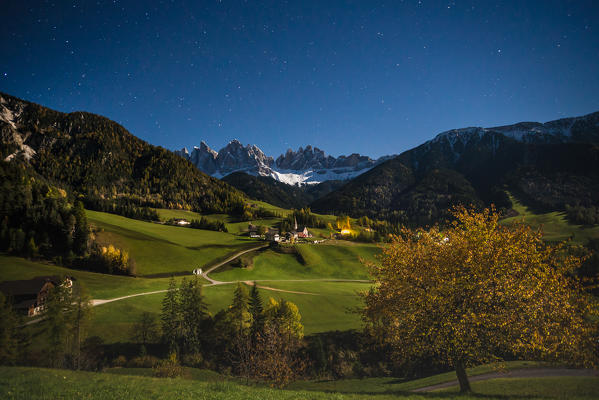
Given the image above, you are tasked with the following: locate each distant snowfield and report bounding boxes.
[215,166,373,185]
[268,167,373,185]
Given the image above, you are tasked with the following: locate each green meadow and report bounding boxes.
[0,255,192,299]
[1,366,598,400]
[87,210,258,276]
[3,204,598,400]
[212,241,378,281]
[501,193,599,244]
[88,280,369,342]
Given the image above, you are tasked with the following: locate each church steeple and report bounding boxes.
[294,217,298,231]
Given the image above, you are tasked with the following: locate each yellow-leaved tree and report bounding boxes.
[363,206,598,393]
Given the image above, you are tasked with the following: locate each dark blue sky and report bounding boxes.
[1,0,598,158]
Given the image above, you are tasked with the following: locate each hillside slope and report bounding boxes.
[0,92,245,213]
[222,171,345,209]
[312,112,599,226]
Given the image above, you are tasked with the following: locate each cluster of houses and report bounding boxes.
[0,275,74,317]
[249,218,312,243]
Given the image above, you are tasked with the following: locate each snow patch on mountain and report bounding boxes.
[175,140,390,185]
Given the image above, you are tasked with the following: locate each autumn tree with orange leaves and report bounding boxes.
[363,207,598,393]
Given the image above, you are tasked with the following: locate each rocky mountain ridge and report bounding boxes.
[175,140,392,185]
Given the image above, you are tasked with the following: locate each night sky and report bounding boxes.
[1,1,598,158]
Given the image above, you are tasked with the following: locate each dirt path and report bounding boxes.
[201,243,269,284]
[69,243,373,309]
[243,281,319,295]
[91,289,174,306]
[412,368,599,392]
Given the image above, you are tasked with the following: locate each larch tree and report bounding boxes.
[363,206,598,393]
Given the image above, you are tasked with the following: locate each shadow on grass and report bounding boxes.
[94,221,181,246]
[185,243,249,251]
[289,377,555,399]
[291,386,547,399]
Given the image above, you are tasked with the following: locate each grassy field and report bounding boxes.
[1,366,598,400]
[212,242,378,282]
[289,361,546,393]
[501,193,599,244]
[1,209,375,342]
[88,280,369,342]
[87,210,258,276]
[0,255,197,299]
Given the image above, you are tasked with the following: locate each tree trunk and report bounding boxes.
[455,360,471,393]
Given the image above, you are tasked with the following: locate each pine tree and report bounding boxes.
[73,201,89,255]
[179,277,208,354]
[161,277,181,353]
[249,283,264,340]
[229,283,251,336]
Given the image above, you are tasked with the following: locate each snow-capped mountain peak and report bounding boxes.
[175,141,390,185]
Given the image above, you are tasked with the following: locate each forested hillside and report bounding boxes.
[222,171,344,209]
[312,112,599,226]
[0,92,246,214]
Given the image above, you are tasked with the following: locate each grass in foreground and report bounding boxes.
[289,361,546,393]
[1,366,598,400]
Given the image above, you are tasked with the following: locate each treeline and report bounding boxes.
[0,162,135,276]
[116,281,440,382]
[165,217,228,232]
[83,244,136,275]
[0,162,89,263]
[231,203,280,222]
[279,208,327,232]
[153,279,304,386]
[566,204,599,225]
[84,196,159,221]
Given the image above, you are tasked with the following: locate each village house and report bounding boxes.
[265,228,280,242]
[0,276,74,316]
[248,223,261,238]
[174,218,190,226]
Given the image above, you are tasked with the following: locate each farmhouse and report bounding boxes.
[0,276,74,316]
[174,218,190,226]
[248,223,261,238]
[265,228,280,242]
